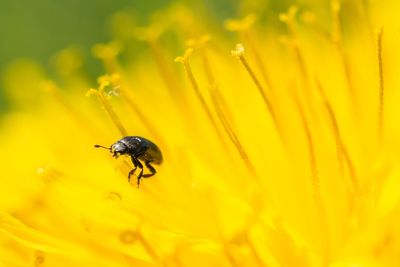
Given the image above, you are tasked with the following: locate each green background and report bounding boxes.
[0,0,171,113]
[0,0,313,114]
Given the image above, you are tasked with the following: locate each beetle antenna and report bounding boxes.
[94,144,110,150]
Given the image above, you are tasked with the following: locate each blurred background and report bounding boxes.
[0,0,169,114]
[0,0,331,115]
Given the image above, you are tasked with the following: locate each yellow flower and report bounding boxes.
[1,1,400,266]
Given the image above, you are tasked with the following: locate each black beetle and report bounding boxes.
[95,136,163,188]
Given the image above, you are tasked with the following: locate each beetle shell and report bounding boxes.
[114,136,163,164]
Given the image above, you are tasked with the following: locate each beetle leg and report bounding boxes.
[128,156,139,182]
[130,155,139,168]
[137,162,144,188]
[142,161,156,178]
[128,170,135,182]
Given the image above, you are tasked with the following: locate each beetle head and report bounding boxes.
[110,141,128,158]
[94,143,125,158]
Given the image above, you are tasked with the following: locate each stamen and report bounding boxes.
[136,231,161,263]
[231,44,271,110]
[136,26,197,133]
[104,73,165,146]
[221,242,240,267]
[279,6,299,39]
[244,33,273,94]
[290,81,330,262]
[244,235,265,267]
[292,42,309,83]
[122,91,163,140]
[225,14,257,32]
[135,24,182,99]
[92,41,122,73]
[279,8,310,86]
[86,78,127,136]
[199,44,261,182]
[199,49,234,124]
[149,40,182,98]
[290,82,320,204]
[280,7,320,116]
[331,0,342,44]
[315,78,358,193]
[171,249,184,267]
[175,49,228,146]
[315,79,359,229]
[376,27,384,144]
[211,89,258,179]
[225,15,273,93]
[330,1,358,111]
[231,44,283,140]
